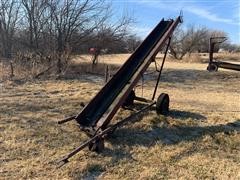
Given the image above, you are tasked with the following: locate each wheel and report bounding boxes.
[122,90,135,107]
[156,93,169,115]
[88,137,104,153]
[207,64,218,72]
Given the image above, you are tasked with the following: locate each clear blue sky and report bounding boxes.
[112,0,240,44]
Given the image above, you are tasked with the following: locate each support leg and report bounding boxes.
[152,37,172,100]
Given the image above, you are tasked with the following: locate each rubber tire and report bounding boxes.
[156,93,169,115]
[207,64,218,72]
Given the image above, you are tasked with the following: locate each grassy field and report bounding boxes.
[1,54,240,179]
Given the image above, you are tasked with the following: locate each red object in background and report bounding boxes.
[89,48,96,54]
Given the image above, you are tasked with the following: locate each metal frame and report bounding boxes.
[57,102,156,168]
[152,37,172,100]
[56,16,182,167]
[207,37,240,72]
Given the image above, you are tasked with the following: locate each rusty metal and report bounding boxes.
[152,37,171,100]
[57,101,156,167]
[57,116,76,124]
[56,16,182,166]
[76,19,173,129]
[207,37,240,72]
[134,96,153,103]
[208,61,240,71]
[95,16,182,129]
[104,65,109,83]
[209,37,226,66]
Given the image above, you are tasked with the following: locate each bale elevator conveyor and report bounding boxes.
[56,16,182,167]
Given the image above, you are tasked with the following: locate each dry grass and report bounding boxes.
[215,52,240,62]
[165,52,239,64]
[1,54,240,179]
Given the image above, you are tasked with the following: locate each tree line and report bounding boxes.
[169,25,240,60]
[0,0,238,78]
[0,0,140,75]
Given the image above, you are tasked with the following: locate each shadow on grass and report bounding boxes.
[168,109,207,120]
[109,119,240,147]
[63,102,239,179]
[76,163,106,180]
[79,115,239,178]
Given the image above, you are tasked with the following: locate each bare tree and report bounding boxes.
[169,25,208,59]
[0,0,137,79]
[125,34,141,53]
[220,43,240,52]
[169,25,230,60]
[47,0,110,72]
[21,0,49,51]
[0,0,20,58]
[90,12,134,64]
